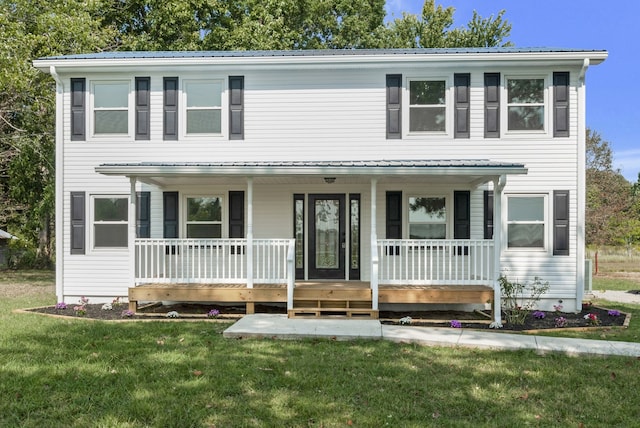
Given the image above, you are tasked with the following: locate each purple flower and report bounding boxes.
[608,310,621,317]
[450,320,462,328]
[55,302,67,310]
[532,310,546,319]
[554,317,568,328]
[207,309,220,318]
[121,309,134,318]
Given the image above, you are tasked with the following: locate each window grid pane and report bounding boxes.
[94,83,129,108]
[95,111,128,134]
[186,110,221,134]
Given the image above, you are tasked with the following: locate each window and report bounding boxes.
[409,80,446,132]
[93,197,128,248]
[507,78,545,131]
[184,80,222,134]
[186,197,222,238]
[408,197,446,239]
[93,82,129,134]
[507,195,546,248]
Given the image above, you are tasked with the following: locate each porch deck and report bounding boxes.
[128,281,494,319]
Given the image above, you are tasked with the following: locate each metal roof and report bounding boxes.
[39,47,606,61]
[96,159,527,177]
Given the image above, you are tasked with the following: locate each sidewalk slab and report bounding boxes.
[458,330,538,351]
[382,325,462,347]
[534,335,617,356]
[223,314,640,357]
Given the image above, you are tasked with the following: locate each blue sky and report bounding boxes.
[386,1,640,182]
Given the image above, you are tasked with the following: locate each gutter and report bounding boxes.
[50,66,65,302]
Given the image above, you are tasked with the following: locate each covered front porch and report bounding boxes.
[96,159,528,326]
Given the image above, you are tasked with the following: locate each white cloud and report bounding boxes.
[614,148,640,182]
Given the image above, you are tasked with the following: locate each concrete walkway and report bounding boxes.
[223,313,640,357]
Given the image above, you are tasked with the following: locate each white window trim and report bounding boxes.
[181,78,227,139]
[407,194,449,239]
[183,195,225,239]
[404,76,452,137]
[502,74,550,137]
[504,193,549,253]
[90,195,129,252]
[89,80,134,140]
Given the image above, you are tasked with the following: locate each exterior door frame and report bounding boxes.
[308,193,346,279]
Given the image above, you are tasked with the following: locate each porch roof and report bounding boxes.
[96,160,527,186]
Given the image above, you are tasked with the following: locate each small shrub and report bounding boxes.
[54,302,67,310]
[166,311,179,318]
[499,274,549,325]
[207,309,220,319]
[121,310,135,318]
[608,310,621,317]
[584,313,600,326]
[399,316,412,325]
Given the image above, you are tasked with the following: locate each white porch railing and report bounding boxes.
[135,238,294,284]
[377,239,494,285]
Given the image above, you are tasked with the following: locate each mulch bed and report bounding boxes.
[23,302,629,331]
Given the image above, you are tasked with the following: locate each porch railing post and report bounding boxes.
[370,178,378,310]
[129,177,137,287]
[286,239,295,311]
[247,177,254,288]
[492,175,506,328]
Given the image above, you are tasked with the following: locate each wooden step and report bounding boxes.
[288,308,378,319]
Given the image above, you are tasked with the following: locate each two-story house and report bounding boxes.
[34,48,607,326]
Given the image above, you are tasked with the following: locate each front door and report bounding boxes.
[308,194,345,279]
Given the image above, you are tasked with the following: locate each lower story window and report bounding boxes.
[408,196,446,239]
[507,195,546,248]
[93,197,128,248]
[186,196,222,238]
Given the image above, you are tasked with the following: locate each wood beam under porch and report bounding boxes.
[128,281,494,318]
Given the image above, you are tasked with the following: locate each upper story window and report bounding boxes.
[92,196,128,248]
[408,196,447,239]
[93,82,130,135]
[507,195,546,249]
[186,196,222,238]
[506,78,545,131]
[184,80,222,135]
[409,80,446,133]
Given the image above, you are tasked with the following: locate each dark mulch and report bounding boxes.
[380,304,628,331]
[26,302,628,331]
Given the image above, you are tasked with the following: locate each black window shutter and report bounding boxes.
[553,190,570,255]
[483,190,494,239]
[229,76,244,140]
[484,73,500,138]
[135,77,151,140]
[386,74,402,139]
[136,191,151,238]
[454,74,470,138]
[163,77,178,140]
[385,191,402,238]
[70,78,86,141]
[453,191,470,239]
[553,72,570,137]
[70,191,85,254]
[228,191,245,238]
[163,192,179,238]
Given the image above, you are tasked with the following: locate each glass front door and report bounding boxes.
[308,194,345,279]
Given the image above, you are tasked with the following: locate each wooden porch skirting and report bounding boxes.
[128,282,494,318]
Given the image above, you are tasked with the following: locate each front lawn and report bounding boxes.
[2,269,640,426]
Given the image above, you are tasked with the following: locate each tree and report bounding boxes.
[0,0,116,265]
[382,0,512,48]
[584,128,636,250]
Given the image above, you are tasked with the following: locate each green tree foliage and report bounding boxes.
[0,0,116,265]
[382,0,511,48]
[585,129,640,251]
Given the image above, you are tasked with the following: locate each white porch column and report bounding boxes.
[370,178,379,310]
[491,175,506,328]
[129,177,137,288]
[246,177,254,289]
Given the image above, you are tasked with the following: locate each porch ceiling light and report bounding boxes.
[323,177,336,184]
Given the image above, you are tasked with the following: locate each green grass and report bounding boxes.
[2,269,640,426]
[592,276,640,291]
